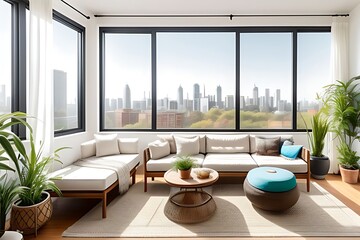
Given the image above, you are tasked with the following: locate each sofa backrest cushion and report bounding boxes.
[174,135,206,154]
[255,136,280,156]
[94,134,120,157]
[206,134,249,153]
[80,140,96,159]
[250,135,294,153]
[174,136,200,156]
[118,138,139,154]
[148,140,170,159]
[157,135,176,153]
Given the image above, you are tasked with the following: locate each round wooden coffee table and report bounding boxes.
[163,168,219,224]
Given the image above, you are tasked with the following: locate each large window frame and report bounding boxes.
[4,0,85,137]
[99,27,330,132]
[53,11,85,136]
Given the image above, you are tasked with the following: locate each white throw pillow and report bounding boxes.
[175,135,206,154]
[94,134,120,157]
[157,135,176,153]
[80,140,96,159]
[174,136,200,156]
[148,140,170,159]
[118,138,138,154]
[206,134,249,153]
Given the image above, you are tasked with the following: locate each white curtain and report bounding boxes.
[329,16,349,174]
[28,0,54,157]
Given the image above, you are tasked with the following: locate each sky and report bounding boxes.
[105,31,331,103]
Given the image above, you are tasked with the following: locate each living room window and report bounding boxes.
[156,32,236,129]
[239,32,293,129]
[53,12,85,136]
[100,27,331,132]
[101,32,152,130]
[296,32,331,129]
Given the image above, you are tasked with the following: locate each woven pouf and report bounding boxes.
[244,167,300,211]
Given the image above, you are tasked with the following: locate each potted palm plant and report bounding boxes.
[173,156,198,179]
[320,76,360,183]
[0,112,65,235]
[303,112,330,179]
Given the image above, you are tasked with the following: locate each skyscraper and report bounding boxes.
[276,89,281,108]
[193,83,200,111]
[253,85,259,106]
[225,95,234,110]
[124,84,131,109]
[265,88,270,111]
[177,85,183,110]
[216,85,222,108]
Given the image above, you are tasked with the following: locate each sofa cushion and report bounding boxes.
[80,140,96,159]
[157,135,176,153]
[250,135,294,154]
[147,154,205,172]
[148,140,170,160]
[206,134,249,153]
[174,136,200,156]
[281,145,303,159]
[118,138,138,154]
[94,134,120,157]
[255,136,280,156]
[202,153,258,172]
[251,154,308,173]
[50,165,117,191]
[175,135,206,154]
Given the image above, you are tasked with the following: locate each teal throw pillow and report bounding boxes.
[281,145,302,159]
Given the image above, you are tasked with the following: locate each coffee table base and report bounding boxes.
[164,190,216,224]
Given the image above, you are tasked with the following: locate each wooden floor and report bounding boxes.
[24,174,360,240]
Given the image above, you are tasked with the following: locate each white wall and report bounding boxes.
[349,3,360,154]
[51,4,336,167]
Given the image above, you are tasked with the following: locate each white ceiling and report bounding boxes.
[67,0,360,16]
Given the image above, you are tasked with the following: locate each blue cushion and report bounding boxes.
[281,145,303,159]
[247,167,297,192]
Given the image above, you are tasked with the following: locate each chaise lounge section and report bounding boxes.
[49,135,140,218]
[143,134,310,192]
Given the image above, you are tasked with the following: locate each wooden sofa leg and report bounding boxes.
[144,176,147,192]
[307,177,310,192]
[102,192,107,218]
[132,173,136,185]
[152,177,155,181]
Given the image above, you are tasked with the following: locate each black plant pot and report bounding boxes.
[310,156,330,180]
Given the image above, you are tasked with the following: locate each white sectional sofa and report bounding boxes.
[143,134,310,192]
[49,135,140,218]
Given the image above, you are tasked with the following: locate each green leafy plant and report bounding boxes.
[0,175,23,235]
[173,155,197,171]
[320,76,360,169]
[302,112,329,157]
[0,112,65,206]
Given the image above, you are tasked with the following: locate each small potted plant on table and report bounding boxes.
[173,156,197,179]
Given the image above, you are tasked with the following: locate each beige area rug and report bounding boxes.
[63,181,360,238]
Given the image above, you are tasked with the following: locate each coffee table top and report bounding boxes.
[164,168,219,188]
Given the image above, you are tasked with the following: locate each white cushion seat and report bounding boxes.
[83,154,140,171]
[202,153,258,172]
[146,154,205,172]
[251,153,308,173]
[50,165,117,191]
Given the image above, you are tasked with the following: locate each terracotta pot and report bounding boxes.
[339,166,359,184]
[178,169,191,179]
[11,192,53,235]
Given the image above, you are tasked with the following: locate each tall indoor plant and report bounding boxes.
[320,76,360,183]
[303,112,330,179]
[0,112,28,237]
[0,112,64,234]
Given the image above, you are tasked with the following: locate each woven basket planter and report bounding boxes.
[11,191,53,235]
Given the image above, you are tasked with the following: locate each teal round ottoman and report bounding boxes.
[244,167,300,211]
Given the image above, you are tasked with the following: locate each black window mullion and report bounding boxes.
[235,31,240,130]
[292,31,298,130]
[151,31,157,130]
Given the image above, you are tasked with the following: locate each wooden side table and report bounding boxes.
[163,168,219,224]
[0,231,23,240]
